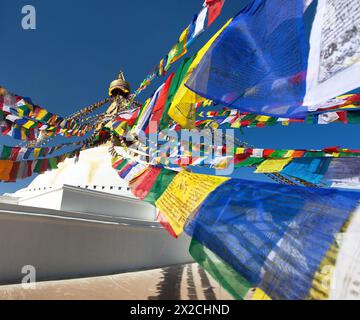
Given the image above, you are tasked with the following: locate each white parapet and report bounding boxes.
[0,202,193,285]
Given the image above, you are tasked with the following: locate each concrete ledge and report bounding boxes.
[17,185,157,221]
[0,203,192,285]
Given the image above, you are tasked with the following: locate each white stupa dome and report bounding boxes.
[12,144,132,198]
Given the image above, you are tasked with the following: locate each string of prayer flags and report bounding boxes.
[168,19,233,128]
[133,0,226,97]
[0,147,82,182]
[112,107,140,136]
[158,56,196,131]
[1,86,96,138]
[197,108,360,129]
[186,0,360,118]
[111,115,360,175]
[133,84,164,137]
[146,73,175,134]
[196,94,360,120]
[121,162,148,183]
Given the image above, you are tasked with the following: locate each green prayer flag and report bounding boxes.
[269,150,288,158]
[235,157,265,168]
[159,55,196,130]
[189,239,252,300]
[33,159,43,173]
[0,146,12,160]
[241,114,257,121]
[347,111,360,124]
[114,159,128,171]
[304,151,327,157]
[265,117,277,125]
[144,169,177,205]
[305,114,315,124]
[48,157,58,169]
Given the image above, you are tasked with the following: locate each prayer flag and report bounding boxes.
[185,178,360,299]
[186,0,309,118]
[155,170,229,236]
[206,0,225,27]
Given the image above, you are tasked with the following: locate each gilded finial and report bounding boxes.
[118,70,126,82]
[109,70,131,97]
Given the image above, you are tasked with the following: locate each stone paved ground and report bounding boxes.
[0,263,234,300]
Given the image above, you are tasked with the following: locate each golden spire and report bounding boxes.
[108,70,131,97]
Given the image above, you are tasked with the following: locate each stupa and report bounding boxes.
[0,72,192,285]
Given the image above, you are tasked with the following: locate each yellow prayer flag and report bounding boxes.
[255,115,271,122]
[230,120,241,128]
[255,158,292,173]
[18,107,26,117]
[341,104,358,109]
[284,150,295,158]
[202,99,213,107]
[114,122,127,136]
[33,148,41,158]
[209,121,219,129]
[179,26,189,43]
[155,171,229,236]
[35,109,48,120]
[21,128,27,141]
[23,120,36,129]
[252,288,271,300]
[168,19,233,129]
[235,148,246,154]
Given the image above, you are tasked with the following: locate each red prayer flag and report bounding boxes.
[323,146,340,153]
[336,111,348,124]
[9,147,21,161]
[263,149,276,158]
[9,161,20,181]
[157,211,178,238]
[129,167,162,200]
[146,73,175,134]
[206,0,225,27]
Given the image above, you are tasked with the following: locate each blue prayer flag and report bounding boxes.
[185,0,309,118]
[185,178,360,299]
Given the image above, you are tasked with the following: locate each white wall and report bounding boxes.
[60,186,156,221]
[18,188,64,211]
[17,186,157,222]
[0,203,192,285]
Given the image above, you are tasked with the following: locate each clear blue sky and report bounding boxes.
[0,0,359,194]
